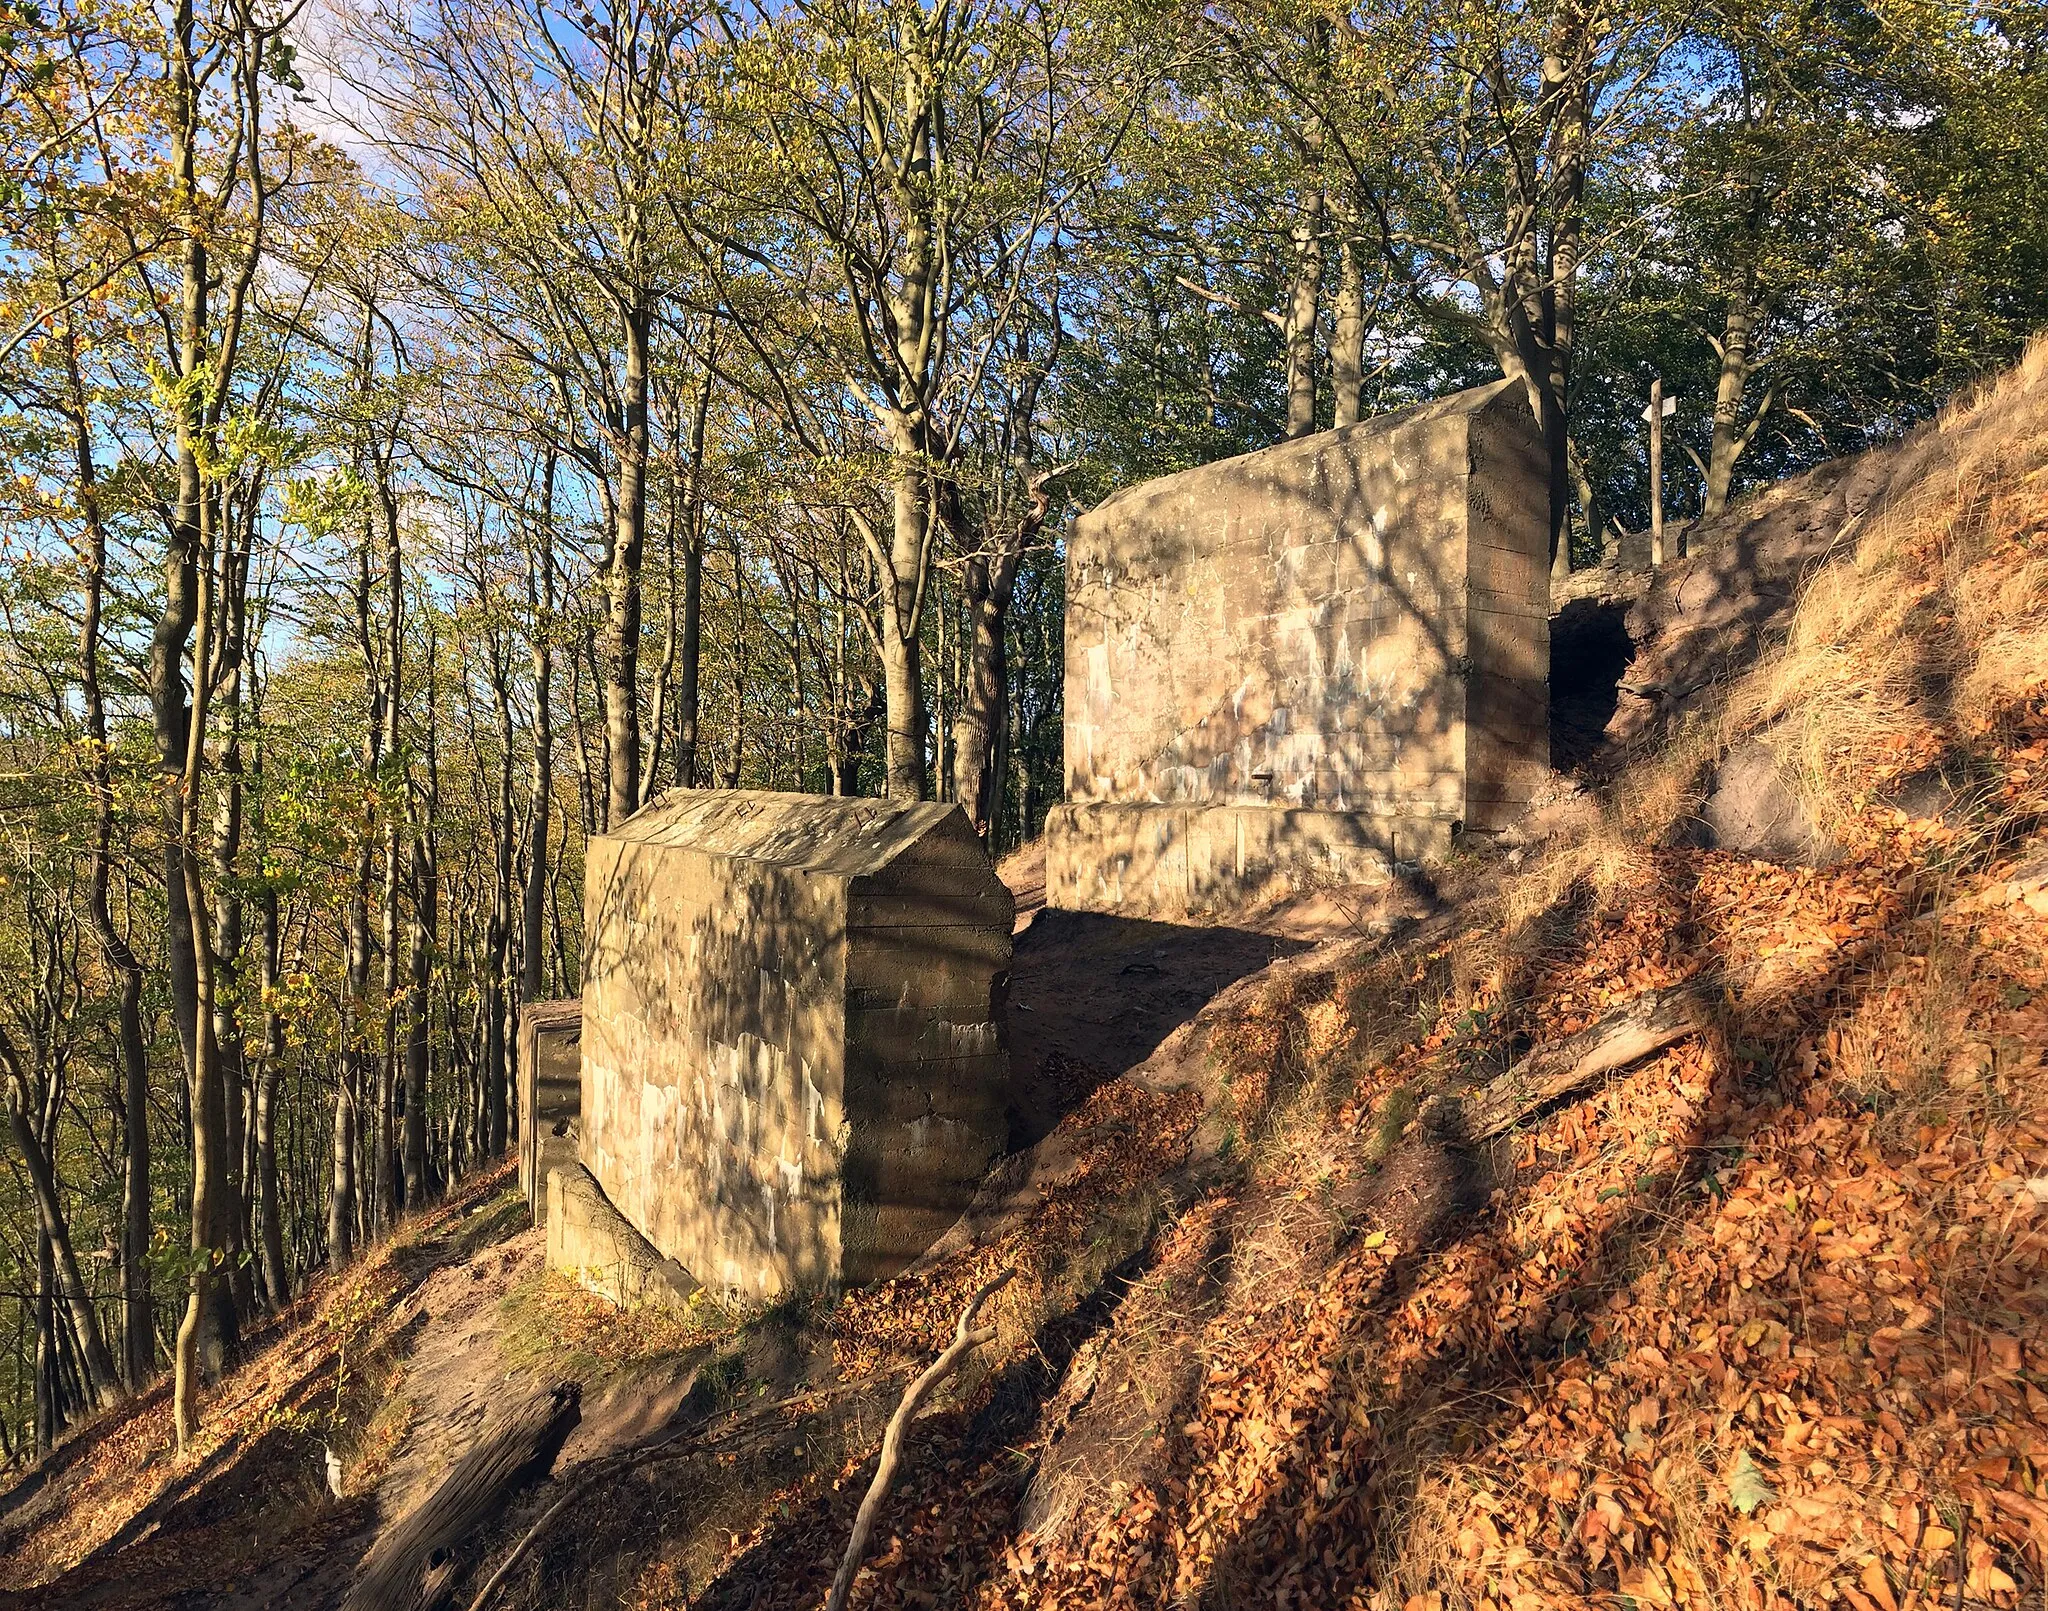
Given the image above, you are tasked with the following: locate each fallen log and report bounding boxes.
[465,1371,897,1611]
[1427,983,1714,1142]
[345,1381,581,1611]
[464,1364,704,1611]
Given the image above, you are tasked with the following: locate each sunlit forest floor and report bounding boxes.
[5,341,2048,1611]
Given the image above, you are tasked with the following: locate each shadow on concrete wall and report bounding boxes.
[582,838,849,1298]
[581,795,1014,1297]
[1069,460,1461,813]
[1065,383,1550,828]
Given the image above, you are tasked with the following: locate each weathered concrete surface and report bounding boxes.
[1699,740,1837,866]
[546,1162,699,1310]
[579,789,1013,1301]
[519,1000,583,1227]
[1049,380,1549,918]
[1045,802,1453,917]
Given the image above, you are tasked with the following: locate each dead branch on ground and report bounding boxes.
[464,1371,896,1611]
[345,1381,580,1611]
[1427,982,1714,1142]
[825,1269,1014,1611]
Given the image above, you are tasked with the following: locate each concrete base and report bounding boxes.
[545,1163,699,1311]
[1044,801,1451,920]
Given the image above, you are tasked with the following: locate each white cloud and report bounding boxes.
[285,0,399,175]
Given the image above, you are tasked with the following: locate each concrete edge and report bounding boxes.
[544,1161,700,1312]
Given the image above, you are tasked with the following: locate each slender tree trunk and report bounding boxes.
[638,437,680,806]
[35,1235,55,1452]
[881,465,930,800]
[377,461,403,1227]
[549,812,572,993]
[1705,292,1758,517]
[521,462,554,1006]
[606,301,652,825]
[333,525,379,1269]
[255,883,289,1306]
[1568,438,1613,564]
[403,625,438,1206]
[723,538,750,790]
[485,633,515,1159]
[64,319,151,1388]
[210,544,252,1321]
[943,336,1051,834]
[566,623,594,837]
[1284,178,1324,440]
[951,550,1016,841]
[402,814,436,1204]
[161,3,234,1445]
[1331,214,1367,429]
[1543,14,1590,577]
[676,374,710,790]
[0,1059,122,1408]
[171,472,229,1452]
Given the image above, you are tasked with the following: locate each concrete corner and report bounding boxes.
[545,1162,700,1311]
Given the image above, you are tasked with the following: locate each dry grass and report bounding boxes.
[1492,335,2048,959]
[1827,933,1978,1143]
[1735,336,2048,843]
[495,1270,742,1383]
[1362,394,2048,1599]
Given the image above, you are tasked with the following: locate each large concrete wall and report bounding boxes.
[1048,380,1549,918]
[578,791,1013,1301]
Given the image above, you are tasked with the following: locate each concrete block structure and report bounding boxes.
[1047,379,1550,918]
[547,1162,699,1310]
[518,999,583,1227]
[577,790,1014,1301]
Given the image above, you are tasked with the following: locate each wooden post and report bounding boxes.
[1648,377,1665,569]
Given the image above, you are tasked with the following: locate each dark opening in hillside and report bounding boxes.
[1549,598,1636,773]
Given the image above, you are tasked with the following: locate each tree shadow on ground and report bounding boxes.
[1171,857,1956,1610]
[1005,910,1306,1149]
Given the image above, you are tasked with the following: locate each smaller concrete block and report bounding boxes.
[582,789,1013,1303]
[518,1000,583,1226]
[546,1163,699,1310]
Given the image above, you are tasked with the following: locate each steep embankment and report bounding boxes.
[663,342,2048,1611]
[7,340,2046,1611]
[0,1168,538,1605]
